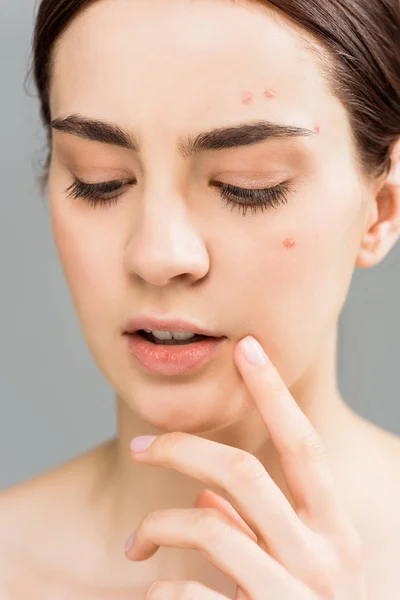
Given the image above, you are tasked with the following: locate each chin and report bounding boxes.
[89,331,311,435]
[117,367,254,435]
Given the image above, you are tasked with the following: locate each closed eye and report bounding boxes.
[64,177,293,216]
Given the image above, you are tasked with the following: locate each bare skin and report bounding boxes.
[1,0,400,597]
[1,391,400,598]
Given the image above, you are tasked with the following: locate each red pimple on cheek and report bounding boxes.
[264,88,276,98]
[242,92,253,104]
[283,237,296,249]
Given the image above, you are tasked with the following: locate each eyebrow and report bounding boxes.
[51,114,316,158]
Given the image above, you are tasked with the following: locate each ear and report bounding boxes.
[356,138,400,269]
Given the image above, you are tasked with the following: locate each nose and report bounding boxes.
[123,198,210,286]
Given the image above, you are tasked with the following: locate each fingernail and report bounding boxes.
[130,435,157,453]
[125,531,135,552]
[241,336,268,366]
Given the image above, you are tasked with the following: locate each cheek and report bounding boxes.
[49,202,122,334]
[275,197,361,296]
[275,242,355,327]
[265,173,363,297]
[225,193,361,347]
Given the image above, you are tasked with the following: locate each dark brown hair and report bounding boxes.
[29,0,400,193]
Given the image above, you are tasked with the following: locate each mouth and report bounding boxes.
[124,330,227,376]
[136,330,212,346]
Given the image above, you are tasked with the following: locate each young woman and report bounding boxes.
[1,0,400,597]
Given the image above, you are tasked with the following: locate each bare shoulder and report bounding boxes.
[366,421,400,530]
[351,415,400,524]
[348,416,400,597]
[0,440,111,535]
[0,440,114,594]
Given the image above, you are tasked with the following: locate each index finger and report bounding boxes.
[235,336,355,538]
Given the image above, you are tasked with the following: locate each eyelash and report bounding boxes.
[64,178,292,217]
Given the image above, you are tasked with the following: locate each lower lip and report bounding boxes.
[125,333,227,376]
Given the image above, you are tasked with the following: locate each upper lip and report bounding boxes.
[123,315,227,338]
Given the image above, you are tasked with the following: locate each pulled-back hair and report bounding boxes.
[30,0,400,192]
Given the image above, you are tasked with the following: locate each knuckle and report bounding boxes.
[175,580,206,600]
[156,431,185,456]
[282,427,326,461]
[303,531,364,598]
[269,374,288,396]
[193,508,230,547]
[304,555,339,599]
[145,579,167,599]
[337,530,365,570]
[226,450,266,485]
[139,509,163,535]
[298,535,340,597]
[147,579,203,599]
[142,509,158,527]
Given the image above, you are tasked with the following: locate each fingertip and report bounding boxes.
[240,336,269,367]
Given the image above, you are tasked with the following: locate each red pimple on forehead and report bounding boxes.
[242,92,253,104]
[314,124,321,133]
[264,88,276,98]
[283,237,296,249]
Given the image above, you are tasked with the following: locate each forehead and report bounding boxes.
[50,0,339,135]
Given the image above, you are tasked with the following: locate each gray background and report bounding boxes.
[1,1,399,490]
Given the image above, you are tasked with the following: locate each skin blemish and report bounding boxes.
[283,237,296,249]
[314,123,321,133]
[264,88,276,98]
[242,92,253,104]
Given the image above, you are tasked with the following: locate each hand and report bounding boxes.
[125,336,366,599]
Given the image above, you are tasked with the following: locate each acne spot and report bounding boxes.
[313,124,321,133]
[283,237,296,249]
[242,92,253,104]
[264,88,276,98]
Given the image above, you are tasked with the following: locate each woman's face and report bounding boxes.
[48,0,375,433]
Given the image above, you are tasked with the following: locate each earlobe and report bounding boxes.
[355,139,400,269]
